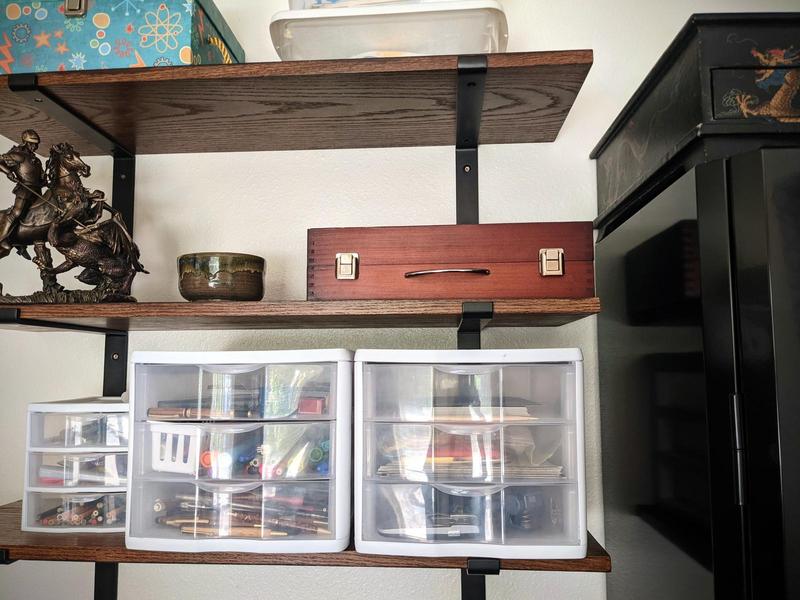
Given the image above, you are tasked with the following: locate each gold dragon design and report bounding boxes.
[735,47,800,123]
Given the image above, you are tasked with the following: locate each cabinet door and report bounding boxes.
[597,166,745,600]
[728,148,800,600]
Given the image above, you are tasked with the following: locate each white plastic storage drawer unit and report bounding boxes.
[354,349,586,559]
[127,350,352,552]
[23,397,129,533]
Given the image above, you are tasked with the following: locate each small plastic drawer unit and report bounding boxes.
[355,349,586,559]
[23,398,129,533]
[127,350,352,552]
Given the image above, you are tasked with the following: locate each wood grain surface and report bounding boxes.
[2,299,600,331]
[308,223,594,265]
[308,223,594,300]
[0,501,610,571]
[308,262,595,301]
[0,52,592,156]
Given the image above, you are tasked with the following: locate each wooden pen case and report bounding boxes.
[307,222,594,300]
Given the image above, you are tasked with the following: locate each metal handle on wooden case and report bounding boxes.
[404,268,491,278]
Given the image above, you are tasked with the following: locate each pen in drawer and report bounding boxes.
[158,517,212,526]
[147,408,215,419]
[262,504,328,520]
[184,526,289,538]
[262,517,331,535]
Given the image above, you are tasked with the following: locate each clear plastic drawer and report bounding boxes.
[364,423,573,483]
[361,483,579,546]
[28,412,129,449]
[502,485,580,546]
[362,483,504,544]
[135,363,335,421]
[23,491,126,530]
[28,452,127,488]
[363,363,576,422]
[129,481,334,541]
[140,422,334,481]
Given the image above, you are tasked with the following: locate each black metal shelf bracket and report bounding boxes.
[457,301,494,350]
[456,55,487,225]
[466,558,501,576]
[94,562,119,600]
[461,558,501,600]
[102,333,128,398]
[7,74,133,159]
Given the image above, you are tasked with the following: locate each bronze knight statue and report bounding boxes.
[0,129,43,249]
[0,130,146,303]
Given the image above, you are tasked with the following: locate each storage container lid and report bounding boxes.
[354,348,583,363]
[28,396,128,413]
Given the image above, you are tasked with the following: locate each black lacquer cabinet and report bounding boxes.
[596,148,800,599]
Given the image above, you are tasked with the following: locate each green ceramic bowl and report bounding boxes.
[178,252,265,302]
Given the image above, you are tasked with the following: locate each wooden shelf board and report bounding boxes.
[0,51,592,156]
[1,298,600,331]
[0,501,609,572]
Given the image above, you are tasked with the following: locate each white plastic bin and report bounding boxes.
[128,480,335,551]
[361,482,579,546]
[134,362,335,421]
[28,409,128,450]
[142,421,334,480]
[22,490,126,532]
[127,350,352,553]
[355,349,586,558]
[270,1,508,60]
[28,452,127,488]
[363,423,573,483]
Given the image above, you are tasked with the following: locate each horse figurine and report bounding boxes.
[0,140,99,293]
[0,137,146,303]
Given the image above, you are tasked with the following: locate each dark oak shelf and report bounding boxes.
[1,298,600,331]
[0,502,609,572]
[0,51,592,156]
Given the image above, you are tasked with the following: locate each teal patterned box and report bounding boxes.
[0,0,244,73]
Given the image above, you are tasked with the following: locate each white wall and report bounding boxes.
[0,1,792,599]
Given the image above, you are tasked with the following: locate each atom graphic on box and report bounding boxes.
[139,4,183,53]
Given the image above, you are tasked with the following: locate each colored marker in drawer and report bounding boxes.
[259,442,329,479]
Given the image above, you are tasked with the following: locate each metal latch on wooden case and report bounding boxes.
[64,0,87,17]
[539,248,565,276]
[335,253,359,280]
